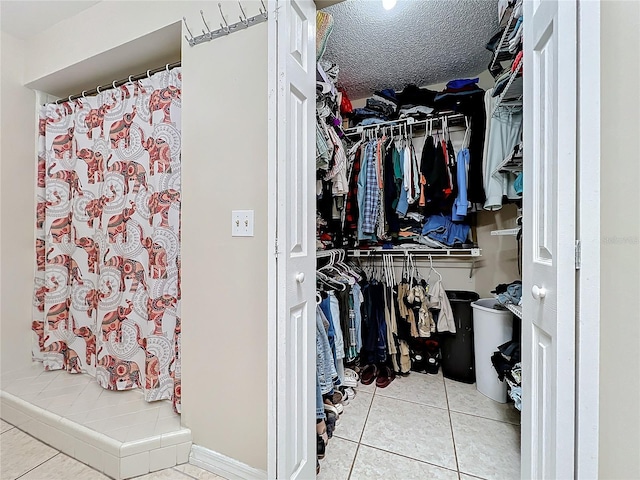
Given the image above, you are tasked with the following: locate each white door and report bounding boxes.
[522,0,577,478]
[274,0,317,478]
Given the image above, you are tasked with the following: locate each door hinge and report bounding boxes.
[575,240,581,270]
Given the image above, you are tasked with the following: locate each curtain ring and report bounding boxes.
[129,75,134,83]
[165,63,170,72]
[81,90,87,98]
[68,95,72,102]
[96,85,101,94]
[147,70,151,78]
[112,80,117,89]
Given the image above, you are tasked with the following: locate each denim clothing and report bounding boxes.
[352,283,363,353]
[422,214,470,247]
[452,148,470,221]
[316,375,326,420]
[319,297,336,366]
[328,292,345,361]
[361,281,388,365]
[316,306,337,395]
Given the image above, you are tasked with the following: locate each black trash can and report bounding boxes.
[439,290,480,383]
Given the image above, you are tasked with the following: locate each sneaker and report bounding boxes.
[331,390,343,405]
[338,387,350,406]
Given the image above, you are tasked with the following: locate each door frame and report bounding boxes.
[266,1,601,478]
[574,0,601,477]
[267,1,278,477]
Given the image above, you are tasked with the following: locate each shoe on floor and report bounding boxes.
[331,390,343,405]
[345,368,360,382]
[376,365,395,388]
[317,433,326,459]
[360,364,378,385]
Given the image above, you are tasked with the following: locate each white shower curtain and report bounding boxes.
[32,68,182,413]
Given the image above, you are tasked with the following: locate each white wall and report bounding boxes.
[599,1,640,478]
[180,20,268,471]
[0,31,38,372]
[2,0,269,471]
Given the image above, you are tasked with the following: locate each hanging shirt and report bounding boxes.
[324,127,348,196]
[452,148,471,220]
[361,141,380,235]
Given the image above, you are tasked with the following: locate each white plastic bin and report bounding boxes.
[471,298,513,403]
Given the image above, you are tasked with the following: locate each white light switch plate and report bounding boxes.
[231,210,254,237]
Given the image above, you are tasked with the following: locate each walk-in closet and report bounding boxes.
[314,1,524,478]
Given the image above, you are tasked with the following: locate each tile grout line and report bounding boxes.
[14,451,61,479]
[442,376,462,478]
[356,442,461,476]
[447,407,521,426]
[171,466,200,480]
[345,384,376,480]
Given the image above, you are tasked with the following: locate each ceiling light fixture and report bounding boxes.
[382,0,397,10]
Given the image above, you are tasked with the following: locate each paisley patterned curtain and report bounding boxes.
[32,68,182,413]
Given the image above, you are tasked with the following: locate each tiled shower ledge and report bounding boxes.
[0,363,191,479]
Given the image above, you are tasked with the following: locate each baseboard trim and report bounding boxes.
[190,445,267,480]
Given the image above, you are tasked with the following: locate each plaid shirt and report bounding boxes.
[362,141,380,234]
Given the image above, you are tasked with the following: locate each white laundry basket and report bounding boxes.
[471,299,514,403]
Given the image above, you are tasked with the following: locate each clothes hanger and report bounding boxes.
[316,269,344,290]
[462,116,471,149]
[426,254,443,286]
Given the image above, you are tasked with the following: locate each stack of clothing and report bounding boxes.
[491,340,522,411]
[350,89,399,127]
[315,12,350,250]
[493,280,523,306]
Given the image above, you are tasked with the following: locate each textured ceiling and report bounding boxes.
[322,0,498,99]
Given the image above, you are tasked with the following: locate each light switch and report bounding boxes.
[231,210,254,237]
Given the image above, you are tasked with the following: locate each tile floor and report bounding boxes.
[0,419,223,480]
[318,371,521,480]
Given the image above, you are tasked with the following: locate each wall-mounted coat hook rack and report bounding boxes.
[183,2,268,47]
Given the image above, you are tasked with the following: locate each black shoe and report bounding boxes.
[317,433,326,459]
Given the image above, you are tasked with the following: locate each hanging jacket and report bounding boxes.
[426,279,456,333]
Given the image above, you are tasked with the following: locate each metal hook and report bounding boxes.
[218,3,230,33]
[259,0,268,18]
[238,2,249,25]
[200,9,212,36]
[183,16,195,44]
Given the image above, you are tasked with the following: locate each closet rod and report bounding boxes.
[53,61,181,105]
[344,112,466,136]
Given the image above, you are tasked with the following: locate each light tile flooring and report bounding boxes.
[0,419,222,480]
[1,364,183,443]
[318,371,521,480]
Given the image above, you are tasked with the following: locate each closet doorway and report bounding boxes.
[267,0,601,479]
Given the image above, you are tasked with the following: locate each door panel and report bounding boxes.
[523,0,576,478]
[275,0,316,478]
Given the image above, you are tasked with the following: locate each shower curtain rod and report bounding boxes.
[53,61,181,105]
